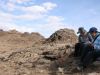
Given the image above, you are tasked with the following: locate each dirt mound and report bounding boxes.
[0,43,74,75]
[0,30,45,52]
[45,28,78,45]
[0,43,99,75]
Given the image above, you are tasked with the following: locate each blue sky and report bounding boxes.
[0,0,100,37]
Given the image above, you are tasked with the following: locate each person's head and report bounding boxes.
[77,27,86,35]
[89,27,98,37]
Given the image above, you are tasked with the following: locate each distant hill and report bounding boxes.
[0,29,45,52]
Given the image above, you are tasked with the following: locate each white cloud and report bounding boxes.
[0,1,57,21]
[48,16,65,29]
[8,24,34,33]
[6,1,16,11]
[0,11,14,22]
[30,16,66,37]
[15,13,46,20]
[44,16,65,30]
[16,2,57,20]
[0,23,34,33]
[21,5,47,14]
[0,10,45,21]
[19,2,57,15]
[16,0,32,4]
[42,2,57,10]
[8,0,34,4]
[46,16,64,23]
[0,11,34,32]
[5,1,57,14]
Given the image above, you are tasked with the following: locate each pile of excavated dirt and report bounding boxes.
[45,28,78,45]
[0,43,75,75]
[0,43,100,75]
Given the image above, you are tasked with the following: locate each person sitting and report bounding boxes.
[74,27,93,57]
[77,27,100,71]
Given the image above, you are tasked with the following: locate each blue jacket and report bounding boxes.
[93,34,100,50]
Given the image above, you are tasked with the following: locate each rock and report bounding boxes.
[37,58,51,65]
[43,55,57,61]
[22,63,34,68]
[8,29,20,34]
[0,29,3,32]
[58,67,64,73]
[31,32,45,41]
[21,32,30,37]
[88,73,100,75]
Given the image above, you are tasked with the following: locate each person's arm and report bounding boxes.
[79,35,84,43]
[88,33,94,42]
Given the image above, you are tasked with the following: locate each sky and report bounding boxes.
[0,0,100,37]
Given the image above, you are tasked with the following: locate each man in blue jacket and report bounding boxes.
[77,27,100,71]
